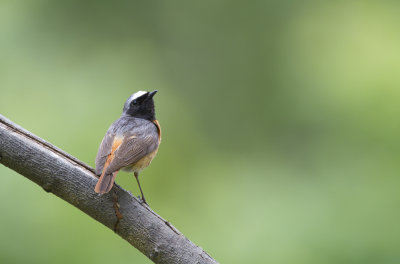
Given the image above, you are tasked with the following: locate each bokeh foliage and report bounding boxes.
[1,1,400,263]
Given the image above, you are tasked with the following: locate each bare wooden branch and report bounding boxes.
[0,114,218,264]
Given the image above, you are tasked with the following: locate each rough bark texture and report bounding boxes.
[0,114,218,264]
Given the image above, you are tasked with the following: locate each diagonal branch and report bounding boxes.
[0,114,218,264]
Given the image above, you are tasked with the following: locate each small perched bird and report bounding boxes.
[94,90,161,204]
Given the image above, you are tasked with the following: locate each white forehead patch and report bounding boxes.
[123,91,150,113]
[131,91,148,100]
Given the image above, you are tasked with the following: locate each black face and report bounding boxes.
[124,91,157,120]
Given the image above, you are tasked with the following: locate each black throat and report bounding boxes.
[125,99,156,121]
[130,110,155,121]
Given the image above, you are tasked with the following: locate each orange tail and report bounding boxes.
[94,172,117,194]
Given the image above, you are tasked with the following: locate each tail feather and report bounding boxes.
[94,172,117,194]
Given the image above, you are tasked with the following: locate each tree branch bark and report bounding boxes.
[0,114,218,264]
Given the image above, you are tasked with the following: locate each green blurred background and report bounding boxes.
[1,1,400,263]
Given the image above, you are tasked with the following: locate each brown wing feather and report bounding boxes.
[95,132,115,175]
[94,137,123,193]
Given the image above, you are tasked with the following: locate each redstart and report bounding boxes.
[94,90,161,204]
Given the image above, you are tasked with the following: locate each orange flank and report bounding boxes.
[152,119,162,143]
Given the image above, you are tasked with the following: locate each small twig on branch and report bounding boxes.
[112,189,124,232]
[0,114,218,264]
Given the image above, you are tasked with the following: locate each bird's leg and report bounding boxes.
[134,171,147,204]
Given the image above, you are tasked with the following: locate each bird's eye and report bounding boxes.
[132,100,137,105]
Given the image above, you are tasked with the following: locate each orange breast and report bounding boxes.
[152,119,162,143]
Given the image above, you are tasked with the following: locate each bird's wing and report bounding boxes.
[95,130,116,175]
[105,121,159,174]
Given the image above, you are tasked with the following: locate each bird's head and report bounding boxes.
[123,90,157,120]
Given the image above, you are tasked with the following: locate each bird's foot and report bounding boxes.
[138,195,148,205]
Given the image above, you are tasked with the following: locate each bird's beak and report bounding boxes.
[147,90,158,99]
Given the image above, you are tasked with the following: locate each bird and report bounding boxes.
[94,90,161,204]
